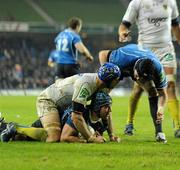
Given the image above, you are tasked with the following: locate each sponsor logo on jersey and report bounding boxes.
[148,17,168,27]
[163,53,173,62]
[79,88,90,98]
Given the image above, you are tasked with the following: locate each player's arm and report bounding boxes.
[145,79,167,123]
[172,23,180,44]
[156,88,167,123]
[71,103,91,140]
[153,64,168,122]
[47,56,55,67]
[118,22,131,42]
[75,42,94,62]
[98,50,110,65]
[106,112,120,142]
[48,60,54,67]
[60,123,86,143]
[71,102,104,143]
[118,0,139,42]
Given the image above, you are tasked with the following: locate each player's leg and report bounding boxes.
[15,125,47,141]
[165,68,180,137]
[64,64,80,77]
[40,113,61,142]
[55,63,65,81]
[152,45,180,137]
[0,115,47,142]
[124,83,144,135]
[13,119,45,141]
[37,99,61,142]
[31,119,43,127]
[1,123,47,142]
[4,100,61,142]
[145,81,167,143]
[0,115,7,134]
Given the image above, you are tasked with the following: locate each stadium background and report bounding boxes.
[0,0,180,95]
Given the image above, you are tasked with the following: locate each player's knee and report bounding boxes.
[60,134,69,142]
[167,81,176,95]
[167,81,176,89]
[45,128,61,142]
[131,87,143,98]
[147,87,158,97]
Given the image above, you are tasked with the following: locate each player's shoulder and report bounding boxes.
[168,0,177,6]
[76,73,97,83]
[129,0,144,8]
[73,74,97,92]
[151,57,162,70]
[66,28,80,37]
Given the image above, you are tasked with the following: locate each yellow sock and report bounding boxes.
[127,95,140,124]
[16,126,47,141]
[167,99,180,129]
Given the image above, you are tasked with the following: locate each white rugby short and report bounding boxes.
[150,44,177,70]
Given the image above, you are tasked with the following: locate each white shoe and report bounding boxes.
[156,132,167,143]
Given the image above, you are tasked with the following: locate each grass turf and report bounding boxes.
[0,95,180,170]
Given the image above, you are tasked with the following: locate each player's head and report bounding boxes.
[91,91,112,115]
[134,58,155,80]
[98,63,121,87]
[67,17,82,32]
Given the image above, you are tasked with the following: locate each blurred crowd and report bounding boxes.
[0,37,53,89]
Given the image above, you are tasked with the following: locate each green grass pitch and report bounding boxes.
[0,95,180,170]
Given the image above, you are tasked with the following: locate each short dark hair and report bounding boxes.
[67,17,82,30]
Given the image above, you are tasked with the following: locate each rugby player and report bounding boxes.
[99,44,167,143]
[118,0,180,138]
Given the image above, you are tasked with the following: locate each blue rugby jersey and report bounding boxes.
[64,107,107,134]
[54,28,82,64]
[109,44,167,89]
[48,50,59,63]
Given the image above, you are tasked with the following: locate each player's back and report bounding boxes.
[110,44,157,68]
[54,28,81,64]
[39,73,98,107]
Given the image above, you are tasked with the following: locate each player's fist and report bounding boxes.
[110,135,121,143]
[119,31,131,42]
[87,135,104,143]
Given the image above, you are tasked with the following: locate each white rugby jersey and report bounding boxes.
[123,0,179,47]
[38,73,98,108]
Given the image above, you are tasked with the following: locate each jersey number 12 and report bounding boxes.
[57,38,69,52]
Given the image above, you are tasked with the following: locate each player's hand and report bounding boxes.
[48,62,55,67]
[156,111,164,123]
[77,61,83,68]
[87,55,94,62]
[87,134,104,143]
[119,31,131,42]
[109,135,121,143]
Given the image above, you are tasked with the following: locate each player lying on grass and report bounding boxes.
[0,92,120,143]
[99,44,167,143]
[59,91,120,143]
